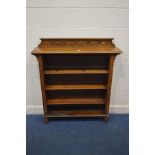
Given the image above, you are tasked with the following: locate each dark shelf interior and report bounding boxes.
[43,54,110,70]
[43,54,109,117]
[46,89,107,99]
[45,74,108,84]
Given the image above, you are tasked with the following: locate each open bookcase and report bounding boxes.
[32,38,121,123]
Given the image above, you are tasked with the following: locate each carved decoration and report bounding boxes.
[38,39,115,48]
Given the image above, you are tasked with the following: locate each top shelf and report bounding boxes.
[32,38,122,55]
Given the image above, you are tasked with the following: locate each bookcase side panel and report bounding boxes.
[105,54,116,116]
[36,55,48,116]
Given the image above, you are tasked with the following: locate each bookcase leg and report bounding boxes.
[44,117,48,124]
[103,116,109,123]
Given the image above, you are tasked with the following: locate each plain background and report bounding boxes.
[26,0,129,114]
[0,1,155,155]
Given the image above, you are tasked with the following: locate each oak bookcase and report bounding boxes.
[32,38,121,123]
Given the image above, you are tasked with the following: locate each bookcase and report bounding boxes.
[32,38,121,123]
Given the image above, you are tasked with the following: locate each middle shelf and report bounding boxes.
[44,69,109,74]
[45,84,107,90]
[47,98,105,105]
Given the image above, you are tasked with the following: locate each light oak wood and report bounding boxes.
[44,69,109,74]
[33,47,121,54]
[45,84,107,90]
[105,54,116,119]
[47,98,105,105]
[37,56,48,115]
[32,38,121,123]
[32,39,122,55]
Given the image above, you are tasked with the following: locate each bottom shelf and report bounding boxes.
[45,109,108,118]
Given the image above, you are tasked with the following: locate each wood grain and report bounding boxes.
[32,38,121,123]
[32,39,121,54]
[32,47,121,54]
[44,69,109,74]
[46,110,108,117]
[47,98,105,105]
[105,54,116,117]
[37,56,48,115]
[45,84,107,90]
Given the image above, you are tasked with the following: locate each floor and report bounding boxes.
[27,115,129,155]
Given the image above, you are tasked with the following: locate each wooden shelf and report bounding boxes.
[45,84,107,90]
[46,110,108,117]
[32,47,121,54]
[44,69,109,74]
[47,98,105,105]
[32,38,121,123]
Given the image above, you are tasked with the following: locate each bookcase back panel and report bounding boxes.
[47,104,106,111]
[46,90,107,99]
[45,74,108,84]
[43,54,110,69]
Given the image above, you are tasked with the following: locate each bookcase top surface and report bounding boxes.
[32,38,122,54]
